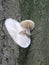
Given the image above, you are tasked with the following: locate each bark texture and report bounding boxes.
[19,0,49,65]
[0,0,49,65]
[0,0,20,65]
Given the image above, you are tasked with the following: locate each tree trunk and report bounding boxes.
[0,0,20,65]
[0,0,49,65]
[19,0,49,65]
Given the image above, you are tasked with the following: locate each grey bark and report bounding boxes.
[19,0,49,65]
[0,0,20,65]
[0,0,49,65]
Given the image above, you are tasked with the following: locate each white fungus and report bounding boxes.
[5,18,35,48]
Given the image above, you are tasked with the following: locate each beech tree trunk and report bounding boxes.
[19,0,49,65]
[0,0,20,65]
[0,0,49,65]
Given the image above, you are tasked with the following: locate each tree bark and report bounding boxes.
[19,0,49,65]
[0,0,20,65]
[0,0,49,65]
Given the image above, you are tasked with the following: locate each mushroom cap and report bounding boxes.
[21,20,35,31]
[5,18,31,48]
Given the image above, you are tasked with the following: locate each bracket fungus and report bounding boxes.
[5,18,35,48]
